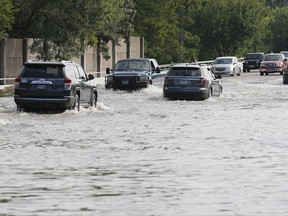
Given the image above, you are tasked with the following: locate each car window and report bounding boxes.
[264,55,283,61]
[168,67,201,76]
[114,60,150,71]
[246,54,262,59]
[65,64,78,79]
[76,65,87,79]
[21,64,64,78]
[214,58,232,64]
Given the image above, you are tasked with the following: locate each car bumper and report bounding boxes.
[108,82,148,90]
[163,88,209,100]
[14,96,75,108]
[260,68,283,73]
[214,70,233,75]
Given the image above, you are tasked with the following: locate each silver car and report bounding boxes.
[212,56,242,76]
[163,64,222,100]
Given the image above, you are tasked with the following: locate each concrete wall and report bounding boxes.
[0,36,143,84]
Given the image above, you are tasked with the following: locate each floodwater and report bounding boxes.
[1,71,288,216]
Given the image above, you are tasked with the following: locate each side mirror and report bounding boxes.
[106,67,111,74]
[88,74,94,80]
[155,67,161,73]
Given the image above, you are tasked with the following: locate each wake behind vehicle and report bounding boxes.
[259,53,287,76]
[163,64,222,100]
[243,52,264,72]
[14,60,98,112]
[105,58,162,90]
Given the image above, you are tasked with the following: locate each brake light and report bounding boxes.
[64,78,72,90]
[164,77,169,85]
[15,76,20,83]
[200,77,206,86]
[15,76,20,88]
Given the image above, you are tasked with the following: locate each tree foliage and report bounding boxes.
[10,0,135,60]
[6,0,288,63]
[0,0,14,40]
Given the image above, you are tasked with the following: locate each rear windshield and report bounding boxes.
[21,64,65,78]
[167,67,201,76]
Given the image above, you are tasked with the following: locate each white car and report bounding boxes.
[212,56,242,76]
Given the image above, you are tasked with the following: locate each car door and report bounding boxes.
[208,70,221,96]
[76,65,91,103]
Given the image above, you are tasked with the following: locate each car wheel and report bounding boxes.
[16,105,22,112]
[260,72,264,76]
[231,69,235,76]
[90,92,97,108]
[73,94,80,111]
[207,88,212,99]
[265,72,268,75]
[237,68,241,76]
[247,69,250,72]
[280,71,284,75]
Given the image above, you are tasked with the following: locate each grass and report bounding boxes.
[0,85,14,97]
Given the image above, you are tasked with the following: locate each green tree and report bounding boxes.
[268,7,288,52]
[0,0,14,40]
[10,0,135,60]
[133,0,200,64]
[192,0,270,59]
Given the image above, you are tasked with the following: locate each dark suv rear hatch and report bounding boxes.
[19,63,66,98]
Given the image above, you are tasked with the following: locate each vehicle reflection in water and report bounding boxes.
[1,72,288,215]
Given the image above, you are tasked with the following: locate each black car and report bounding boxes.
[105,58,161,90]
[163,64,222,100]
[14,60,98,112]
[243,52,264,72]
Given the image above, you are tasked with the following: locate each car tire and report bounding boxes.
[237,68,241,76]
[265,72,268,75]
[280,71,284,75]
[73,94,80,111]
[16,105,22,112]
[260,72,264,76]
[90,92,97,107]
[231,69,235,76]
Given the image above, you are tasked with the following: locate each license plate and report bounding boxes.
[180,80,188,85]
[122,80,129,85]
[37,85,46,89]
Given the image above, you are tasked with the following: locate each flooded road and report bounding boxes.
[1,71,288,216]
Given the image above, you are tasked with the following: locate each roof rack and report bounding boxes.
[61,60,74,63]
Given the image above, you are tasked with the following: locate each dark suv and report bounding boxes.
[14,60,98,112]
[243,52,264,72]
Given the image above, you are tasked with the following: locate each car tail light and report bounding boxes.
[164,77,170,85]
[64,78,72,90]
[15,76,20,88]
[200,77,206,86]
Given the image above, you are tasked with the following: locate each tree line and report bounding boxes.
[1,0,288,64]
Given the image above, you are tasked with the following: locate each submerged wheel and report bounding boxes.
[90,92,98,107]
[73,94,80,111]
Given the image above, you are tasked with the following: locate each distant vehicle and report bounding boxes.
[243,52,264,72]
[212,56,242,76]
[280,51,288,58]
[163,64,222,100]
[14,60,98,112]
[105,58,162,90]
[259,53,287,76]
